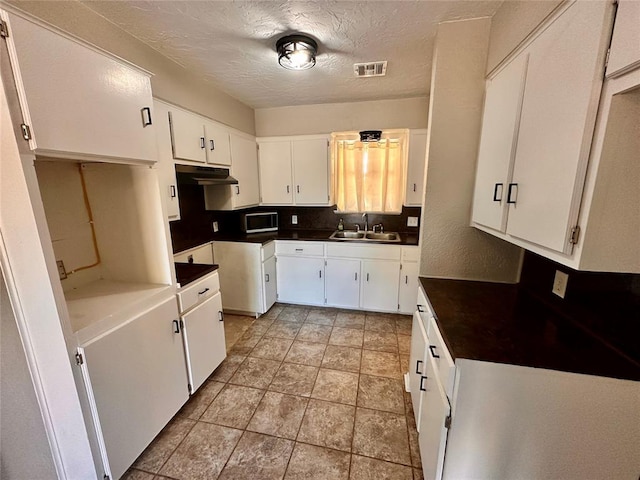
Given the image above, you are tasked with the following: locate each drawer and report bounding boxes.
[276,241,324,256]
[401,246,420,263]
[261,240,276,261]
[174,243,214,265]
[417,287,432,319]
[427,316,455,398]
[177,271,220,313]
[326,242,401,260]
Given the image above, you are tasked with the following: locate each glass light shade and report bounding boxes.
[277,34,317,70]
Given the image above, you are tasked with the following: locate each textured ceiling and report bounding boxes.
[81,1,503,109]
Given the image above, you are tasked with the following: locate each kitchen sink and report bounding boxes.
[329,230,401,243]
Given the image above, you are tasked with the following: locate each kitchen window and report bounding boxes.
[331,130,408,213]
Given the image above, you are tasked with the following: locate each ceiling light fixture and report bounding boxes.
[276,34,317,71]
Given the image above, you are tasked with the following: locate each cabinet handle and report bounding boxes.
[419,375,427,391]
[429,345,440,359]
[417,304,424,312]
[413,183,416,192]
[141,107,152,127]
[265,273,270,282]
[366,273,370,282]
[319,270,322,279]
[235,186,240,195]
[198,287,210,295]
[172,319,180,334]
[200,137,206,149]
[507,183,518,204]
[287,185,290,193]
[210,139,215,151]
[405,275,408,284]
[297,185,300,193]
[170,185,177,198]
[493,183,503,202]
[415,360,423,375]
[355,272,358,281]
[218,311,224,322]
[295,248,304,252]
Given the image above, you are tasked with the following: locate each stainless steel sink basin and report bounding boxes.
[329,230,401,243]
[365,232,400,242]
[329,230,365,239]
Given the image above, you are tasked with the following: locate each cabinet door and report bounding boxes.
[212,241,262,313]
[405,131,427,206]
[153,100,180,220]
[325,258,360,308]
[418,356,450,480]
[361,260,400,312]
[182,291,226,392]
[276,256,325,305]
[398,262,420,314]
[606,0,640,78]
[7,13,157,163]
[409,311,428,431]
[230,134,260,209]
[78,297,188,480]
[169,108,207,163]
[263,255,277,313]
[204,119,231,166]
[259,141,293,204]
[471,54,528,232]
[292,138,330,205]
[506,1,612,253]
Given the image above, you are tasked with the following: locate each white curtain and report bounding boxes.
[332,131,407,213]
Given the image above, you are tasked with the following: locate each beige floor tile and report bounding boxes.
[363,331,398,353]
[329,327,364,348]
[200,384,264,429]
[247,391,308,439]
[229,332,262,355]
[352,408,411,465]
[223,314,255,351]
[400,354,410,376]
[311,369,359,405]
[297,399,355,452]
[305,308,337,326]
[229,357,280,389]
[361,350,401,379]
[285,341,327,367]
[264,321,301,340]
[269,363,319,397]
[277,306,310,323]
[296,323,333,343]
[365,315,397,333]
[177,381,225,420]
[357,375,404,414]
[121,469,154,480]
[413,468,424,480]
[249,336,294,362]
[285,443,350,480]
[210,354,246,383]
[243,321,271,337]
[261,304,285,319]
[132,416,195,473]
[349,455,413,480]
[159,422,242,480]
[334,311,365,329]
[408,419,422,469]
[322,345,362,373]
[397,334,411,355]
[395,317,413,336]
[218,431,294,480]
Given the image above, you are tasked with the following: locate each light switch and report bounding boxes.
[292,215,298,225]
[407,216,419,227]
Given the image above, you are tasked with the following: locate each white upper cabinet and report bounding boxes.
[169,108,231,166]
[4,11,157,163]
[153,100,180,220]
[472,1,615,256]
[203,118,231,166]
[258,135,330,206]
[405,130,427,206]
[606,0,640,78]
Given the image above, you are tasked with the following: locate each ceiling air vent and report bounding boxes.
[354,61,387,77]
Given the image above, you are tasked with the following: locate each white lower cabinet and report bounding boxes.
[276,255,325,305]
[78,296,188,480]
[409,311,429,430]
[325,258,360,308]
[263,254,277,312]
[398,262,420,314]
[361,260,401,312]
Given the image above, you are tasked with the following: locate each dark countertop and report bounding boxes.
[419,277,640,381]
[175,262,219,287]
[173,229,419,253]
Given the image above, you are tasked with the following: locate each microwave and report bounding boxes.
[243,212,278,233]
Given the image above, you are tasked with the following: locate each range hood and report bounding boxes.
[175,164,238,186]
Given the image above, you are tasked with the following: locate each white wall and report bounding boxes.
[255,97,428,137]
[1,271,57,479]
[3,0,256,134]
[419,18,522,282]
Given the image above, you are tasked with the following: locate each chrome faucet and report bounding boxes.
[373,223,384,233]
[354,224,361,232]
[362,212,368,232]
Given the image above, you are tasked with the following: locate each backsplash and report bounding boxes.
[519,251,639,363]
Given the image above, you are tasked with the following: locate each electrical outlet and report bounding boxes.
[56,260,67,280]
[407,216,419,227]
[212,221,219,232]
[552,270,568,298]
[292,215,298,225]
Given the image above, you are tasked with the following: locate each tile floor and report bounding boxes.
[122,304,423,480]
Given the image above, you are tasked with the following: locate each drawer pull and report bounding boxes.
[170,185,177,198]
[319,270,322,279]
[295,248,304,252]
[218,311,224,322]
[417,304,424,313]
[429,345,440,359]
[493,183,503,202]
[419,375,427,391]
[507,183,518,204]
[355,272,358,281]
[210,139,215,151]
[265,273,270,282]
[172,319,180,334]
[200,137,206,149]
[415,360,423,375]
[198,288,210,295]
[287,185,290,193]
[141,106,152,127]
